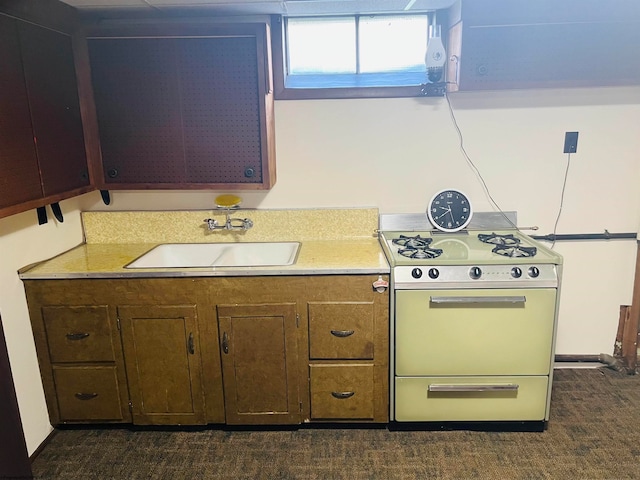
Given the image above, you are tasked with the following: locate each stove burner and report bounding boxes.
[392,235,433,249]
[492,245,537,258]
[398,246,444,259]
[478,233,520,246]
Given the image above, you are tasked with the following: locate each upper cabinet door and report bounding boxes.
[0,15,43,210]
[87,23,276,190]
[19,22,89,197]
[448,0,640,91]
[0,4,93,220]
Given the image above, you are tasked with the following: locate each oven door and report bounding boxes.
[395,288,556,376]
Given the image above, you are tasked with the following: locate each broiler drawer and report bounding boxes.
[395,376,549,422]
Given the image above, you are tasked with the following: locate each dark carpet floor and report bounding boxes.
[30,368,640,479]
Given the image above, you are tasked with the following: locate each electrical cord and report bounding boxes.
[551,152,572,249]
[444,92,519,231]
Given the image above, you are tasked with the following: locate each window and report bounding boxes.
[272,13,442,100]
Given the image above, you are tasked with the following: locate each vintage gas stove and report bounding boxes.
[379,212,563,430]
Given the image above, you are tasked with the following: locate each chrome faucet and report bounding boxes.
[204,195,253,231]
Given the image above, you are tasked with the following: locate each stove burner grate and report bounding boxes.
[478,232,520,246]
[392,235,433,249]
[398,246,444,259]
[492,245,537,258]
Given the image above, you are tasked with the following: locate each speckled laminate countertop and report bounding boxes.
[19,208,390,279]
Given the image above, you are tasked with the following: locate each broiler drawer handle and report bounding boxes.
[430,296,526,305]
[428,384,519,392]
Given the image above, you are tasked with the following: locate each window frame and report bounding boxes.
[271,13,448,100]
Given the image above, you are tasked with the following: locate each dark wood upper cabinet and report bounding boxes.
[86,22,276,190]
[447,0,640,91]
[0,2,93,219]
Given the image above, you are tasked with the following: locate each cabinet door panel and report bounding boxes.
[118,305,205,425]
[178,37,263,184]
[0,15,42,209]
[89,39,185,184]
[19,22,89,196]
[218,303,300,424]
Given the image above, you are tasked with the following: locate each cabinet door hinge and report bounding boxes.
[300,401,303,413]
[116,317,121,331]
[128,402,133,413]
[296,313,299,328]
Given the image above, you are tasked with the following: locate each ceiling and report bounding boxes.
[57,0,457,16]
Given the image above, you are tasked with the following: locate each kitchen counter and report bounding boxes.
[19,208,390,279]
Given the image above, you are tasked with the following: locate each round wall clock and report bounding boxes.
[427,189,473,233]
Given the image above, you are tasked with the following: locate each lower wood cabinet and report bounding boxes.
[218,303,300,425]
[118,305,206,425]
[23,275,389,426]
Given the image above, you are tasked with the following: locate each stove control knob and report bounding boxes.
[528,266,540,278]
[411,268,423,279]
[428,268,439,279]
[469,266,482,279]
[511,267,522,278]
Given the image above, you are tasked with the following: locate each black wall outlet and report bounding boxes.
[564,131,579,153]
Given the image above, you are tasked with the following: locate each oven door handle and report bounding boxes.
[429,295,526,305]
[428,384,519,392]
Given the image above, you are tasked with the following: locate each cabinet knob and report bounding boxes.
[187,332,195,355]
[222,332,229,354]
[243,167,255,178]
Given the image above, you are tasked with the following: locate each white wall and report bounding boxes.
[0,193,101,454]
[3,86,640,454]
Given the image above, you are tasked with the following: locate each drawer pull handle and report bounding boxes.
[75,392,99,400]
[66,332,90,340]
[330,330,354,338]
[331,391,355,399]
[428,384,519,392]
[430,296,526,305]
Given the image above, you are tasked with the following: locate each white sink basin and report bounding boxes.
[125,242,300,269]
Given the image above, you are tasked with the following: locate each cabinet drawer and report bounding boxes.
[53,366,125,421]
[308,303,374,360]
[43,306,115,363]
[310,364,374,420]
[395,376,549,422]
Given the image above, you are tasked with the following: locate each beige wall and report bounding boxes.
[2,86,639,454]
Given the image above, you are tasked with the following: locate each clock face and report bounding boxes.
[427,189,473,233]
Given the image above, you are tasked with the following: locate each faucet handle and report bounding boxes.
[204,218,219,230]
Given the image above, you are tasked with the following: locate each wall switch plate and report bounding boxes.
[564,131,579,153]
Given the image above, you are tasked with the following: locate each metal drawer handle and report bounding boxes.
[331,391,355,399]
[330,330,355,338]
[75,392,99,400]
[66,332,90,340]
[430,296,526,305]
[429,384,519,392]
